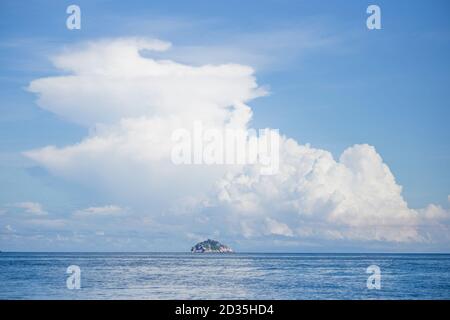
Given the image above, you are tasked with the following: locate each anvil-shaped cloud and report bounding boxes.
[25,37,449,247]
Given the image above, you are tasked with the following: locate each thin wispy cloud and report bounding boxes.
[14,202,48,216]
[73,205,127,217]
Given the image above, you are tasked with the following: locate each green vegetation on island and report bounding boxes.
[191,239,233,253]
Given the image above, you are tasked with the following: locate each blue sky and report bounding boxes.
[0,0,449,251]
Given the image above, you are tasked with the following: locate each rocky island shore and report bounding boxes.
[191,239,233,253]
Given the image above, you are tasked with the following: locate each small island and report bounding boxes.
[191,239,233,253]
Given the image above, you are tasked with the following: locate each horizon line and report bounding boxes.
[1,251,450,254]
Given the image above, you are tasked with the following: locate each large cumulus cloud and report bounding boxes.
[24,37,449,247]
[26,37,261,208]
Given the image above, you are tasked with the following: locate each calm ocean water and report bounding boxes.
[0,253,449,299]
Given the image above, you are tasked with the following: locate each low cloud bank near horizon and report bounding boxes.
[10,37,449,250]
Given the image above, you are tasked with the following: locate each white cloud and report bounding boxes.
[25,37,264,210]
[14,202,47,216]
[213,139,427,242]
[265,218,294,237]
[25,218,66,228]
[73,205,126,217]
[23,37,450,248]
[27,37,263,127]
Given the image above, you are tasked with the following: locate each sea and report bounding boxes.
[0,252,449,299]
